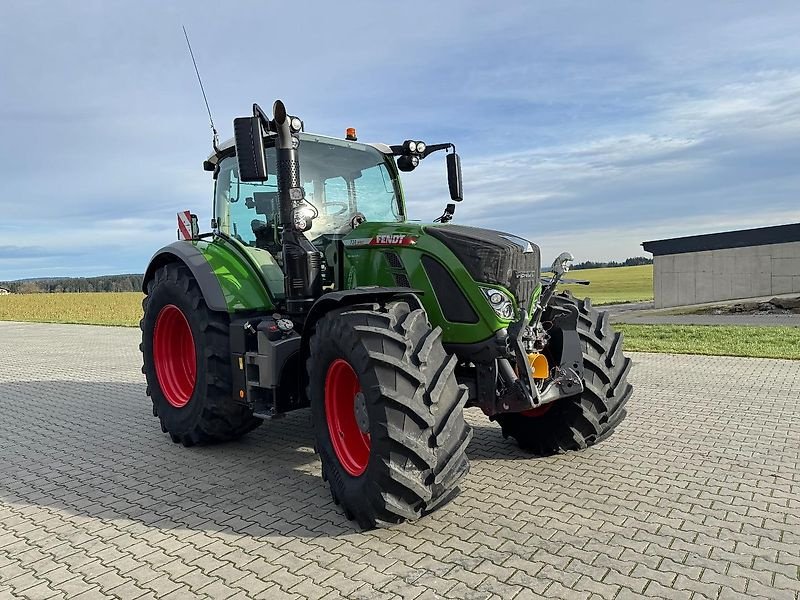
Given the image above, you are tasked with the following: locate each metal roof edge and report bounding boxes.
[642,222,800,256]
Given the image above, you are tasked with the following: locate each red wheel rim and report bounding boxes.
[153,304,196,408]
[521,405,553,417]
[325,359,370,476]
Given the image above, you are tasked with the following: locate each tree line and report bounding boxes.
[571,256,653,270]
[0,274,144,294]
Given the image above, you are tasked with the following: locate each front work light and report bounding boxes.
[397,154,420,172]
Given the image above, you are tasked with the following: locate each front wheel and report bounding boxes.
[496,294,632,455]
[308,301,472,529]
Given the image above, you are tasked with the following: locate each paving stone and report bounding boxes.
[747,578,797,600]
[642,580,692,599]
[1,323,799,599]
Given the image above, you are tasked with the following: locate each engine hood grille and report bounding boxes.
[425,225,540,309]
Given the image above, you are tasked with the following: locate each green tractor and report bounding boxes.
[141,100,631,528]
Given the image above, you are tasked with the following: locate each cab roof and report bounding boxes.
[206,132,392,164]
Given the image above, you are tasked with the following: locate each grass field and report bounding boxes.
[616,324,799,360]
[0,292,143,327]
[562,264,653,305]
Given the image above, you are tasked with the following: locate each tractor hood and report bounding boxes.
[343,222,540,308]
[341,221,541,344]
[424,224,541,307]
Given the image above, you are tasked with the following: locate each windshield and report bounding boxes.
[214,135,402,247]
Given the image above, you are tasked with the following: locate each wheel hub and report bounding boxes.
[354,392,369,434]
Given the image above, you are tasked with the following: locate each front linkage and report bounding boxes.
[477,252,589,417]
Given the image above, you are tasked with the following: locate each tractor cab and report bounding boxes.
[211,134,404,248]
[209,133,411,293]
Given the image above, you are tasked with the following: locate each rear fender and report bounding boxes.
[143,241,274,313]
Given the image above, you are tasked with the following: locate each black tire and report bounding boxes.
[308,301,472,529]
[140,263,261,446]
[496,293,631,455]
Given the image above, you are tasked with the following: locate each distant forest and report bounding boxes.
[1,257,653,293]
[571,256,653,270]
[0,274,143,294]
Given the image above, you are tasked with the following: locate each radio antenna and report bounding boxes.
[182,25,219,151]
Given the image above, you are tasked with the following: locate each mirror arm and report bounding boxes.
[421,143,453,158]
[252,103,277,134]
[389,142,453,157]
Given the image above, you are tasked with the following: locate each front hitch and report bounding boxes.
[487,251,586,417]
[489,307,584,415]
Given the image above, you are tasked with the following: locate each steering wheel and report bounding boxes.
[322,201,350,216]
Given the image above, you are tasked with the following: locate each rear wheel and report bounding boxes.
[496,293,631,455]
[308,301,472,529]
[141,263,261,445]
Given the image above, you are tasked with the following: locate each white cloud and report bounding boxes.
[404,67,800,262]
[2,2,800,277]
[534,208,800,264]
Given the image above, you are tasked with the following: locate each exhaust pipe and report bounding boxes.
[272,100,322,314]
[272,101,297,228]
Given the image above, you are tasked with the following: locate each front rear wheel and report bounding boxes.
[308,301,472,529]
[141,263,261,446]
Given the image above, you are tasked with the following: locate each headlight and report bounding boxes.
[480,286,515,320]
[488,291,504,305]
[416,141,426,154]
[290,116,303,132]
[407,141,417,153]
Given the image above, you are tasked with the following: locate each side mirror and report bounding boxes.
[233,116,268,182]
[446,153,463,202]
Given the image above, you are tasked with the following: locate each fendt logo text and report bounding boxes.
[342,235,418,247]
[373,234,412,245]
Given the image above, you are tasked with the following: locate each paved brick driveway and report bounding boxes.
[0,321,798,600]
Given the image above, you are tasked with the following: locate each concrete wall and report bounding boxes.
[653,241,800,308]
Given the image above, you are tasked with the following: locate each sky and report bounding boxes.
[1,1,799,280]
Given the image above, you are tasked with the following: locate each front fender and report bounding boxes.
[299,287,424,367]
